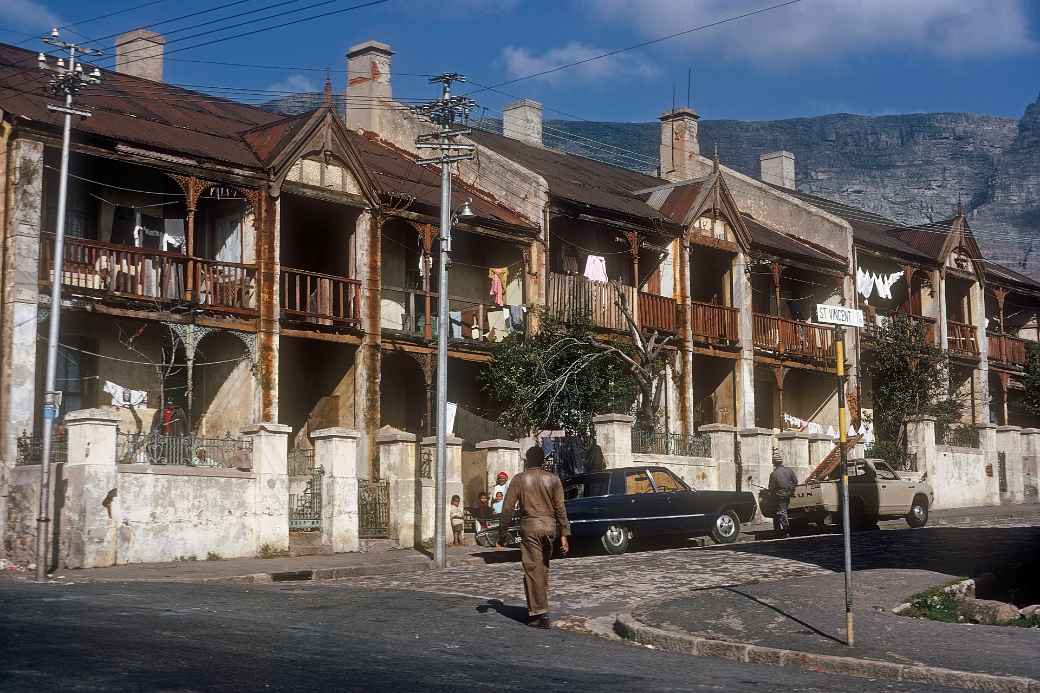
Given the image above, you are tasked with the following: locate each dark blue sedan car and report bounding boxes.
[562,466,757,554]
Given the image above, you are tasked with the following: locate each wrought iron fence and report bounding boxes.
[15,430,67,466]
[998,451,1008,494]
[419,447,433,479]
[935,425,980,449]
[358,478,390,539]
[289,466,324,531]
[632,428,711,457]
[288,447,315,476]
[116,431,252,467]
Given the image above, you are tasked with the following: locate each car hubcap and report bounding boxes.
[606,526,625,546]
[913,505,925,521]
[717,514,736,537]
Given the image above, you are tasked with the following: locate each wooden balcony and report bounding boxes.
[381,286,503,342]
[281,268,361,328]
[987,331,1028,368]
[638,291,677,334]
[547,271,637,332]
[947,320,979,357]
[40,234,257,315]
[753,313,835,362]
[689,300,739,346]
[863,309,937,344]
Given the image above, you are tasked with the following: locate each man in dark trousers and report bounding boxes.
[498,446,571,628]
[768,455,799,537]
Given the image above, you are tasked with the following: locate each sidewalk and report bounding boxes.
[620,568,1039,690]
[6,544,502,584]
[744,502,1040,534]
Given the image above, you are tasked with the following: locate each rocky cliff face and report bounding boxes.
[550,98,1040,277]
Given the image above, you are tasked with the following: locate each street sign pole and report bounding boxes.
[816,303,860,647]
[835,327,854,647]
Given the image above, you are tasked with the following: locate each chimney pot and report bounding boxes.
[659,107,700,182]
[114,29,165,82]
[760,150,796,189]
[502,99,542,147]
[345,40,393,133]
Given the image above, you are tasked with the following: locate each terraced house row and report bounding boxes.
[2,34,1039,562]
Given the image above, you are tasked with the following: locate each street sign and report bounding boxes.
[816,304,864,328]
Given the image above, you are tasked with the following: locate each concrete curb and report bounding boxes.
[614,613,1040,693]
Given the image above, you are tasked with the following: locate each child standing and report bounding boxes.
[449,494,465,546]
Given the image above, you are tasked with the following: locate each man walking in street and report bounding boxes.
[768,455,799,538]
[498,446,570,628]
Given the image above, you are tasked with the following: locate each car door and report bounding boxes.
[648,468,700,534]
[873,461,911,516]
[617,468,668,534]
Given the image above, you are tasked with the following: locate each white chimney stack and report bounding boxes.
[760,150,796,189]
[345,40,393,133]
[502,99,542,147]
[659,107,700,181]
[115,29,165,81]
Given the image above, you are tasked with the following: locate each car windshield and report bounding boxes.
[650,469,688,492]
[564,473,610,499]
[873,462,900,480]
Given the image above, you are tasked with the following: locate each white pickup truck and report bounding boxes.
[785,459,933,529]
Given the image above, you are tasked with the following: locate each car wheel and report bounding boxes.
[906,496,929,528]
[601,524,631,555]
[711,510,741,544]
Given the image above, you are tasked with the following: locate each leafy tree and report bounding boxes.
[480,308,639,440]
[865,316,963,461]
[1022,342,1040,417]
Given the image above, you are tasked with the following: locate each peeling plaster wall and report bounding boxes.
[115,467,257,563]
[196,359,255,437]
[931,447,991,510]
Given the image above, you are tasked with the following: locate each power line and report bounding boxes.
[464,0,802,96]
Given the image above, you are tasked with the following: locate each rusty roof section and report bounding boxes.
[981,260,1040,293]
[742,214,846,270]
[889,215,981,262]
[349,131,535,233]
[468,129,674,229]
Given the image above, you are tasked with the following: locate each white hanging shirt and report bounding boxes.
[583,255,608,283]
[103,380,147,408]
[856,268,875,300]
[873,271,903,300]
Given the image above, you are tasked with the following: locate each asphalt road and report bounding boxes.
[0,581,969,693]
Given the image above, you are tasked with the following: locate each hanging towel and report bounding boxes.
[449,310,463,338]
[584,255,608,283]
[856,268,875,299]
[872,271,902,300]
[487,309,508,341]
[488,267,508,306]
[446,401,457,435]
[103,380,147,408]
[507,304,526,331]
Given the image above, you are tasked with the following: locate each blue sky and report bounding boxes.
[4,0,1040,123]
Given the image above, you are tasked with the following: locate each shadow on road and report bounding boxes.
[476,598,529,624]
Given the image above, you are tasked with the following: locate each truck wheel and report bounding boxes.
[711,510,741,544]
[906,496,929,528]
[601,525,631,555]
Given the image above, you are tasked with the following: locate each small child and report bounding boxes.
[492,491,504,515]
[449,494,465,546]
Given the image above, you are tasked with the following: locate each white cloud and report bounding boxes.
[266,75,319,94]
[501,41,659,84]
[0,0,61,33]
[587,0,1037,65]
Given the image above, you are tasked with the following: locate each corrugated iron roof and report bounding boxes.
[889,216,981,261]
[981,260,1040,293]
[469,130,671,225]
[742,214,846,269]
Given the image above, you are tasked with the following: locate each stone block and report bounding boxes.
[594,413,634,469]
[241,422,290,553]
[60,409,120,569]
[312,427,360,554]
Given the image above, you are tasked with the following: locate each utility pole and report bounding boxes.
[34,30,103,582]
[413,74,475,569]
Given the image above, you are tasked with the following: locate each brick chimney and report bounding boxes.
[502,99,542,147]
[659,107,700,181]
[115,29,165,81]
[760,150,795,189]
[345,40,393,133]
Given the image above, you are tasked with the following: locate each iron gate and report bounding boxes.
[998,451,1008,494]
[289,466,324,531]
[358,479,390,539]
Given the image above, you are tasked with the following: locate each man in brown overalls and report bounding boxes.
[498,446,570,628]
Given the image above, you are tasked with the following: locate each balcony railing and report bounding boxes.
[632,427,712,457]
[638,292,677,333]
[863,309,937,344]
[281,267,361,328]
[987,331,1028,367]
[41,234,257,315]
[381,286,504,341]
[753,313,835,362]
[548,272,637,332]
[947,320,979,357]
[690,300,739,346]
